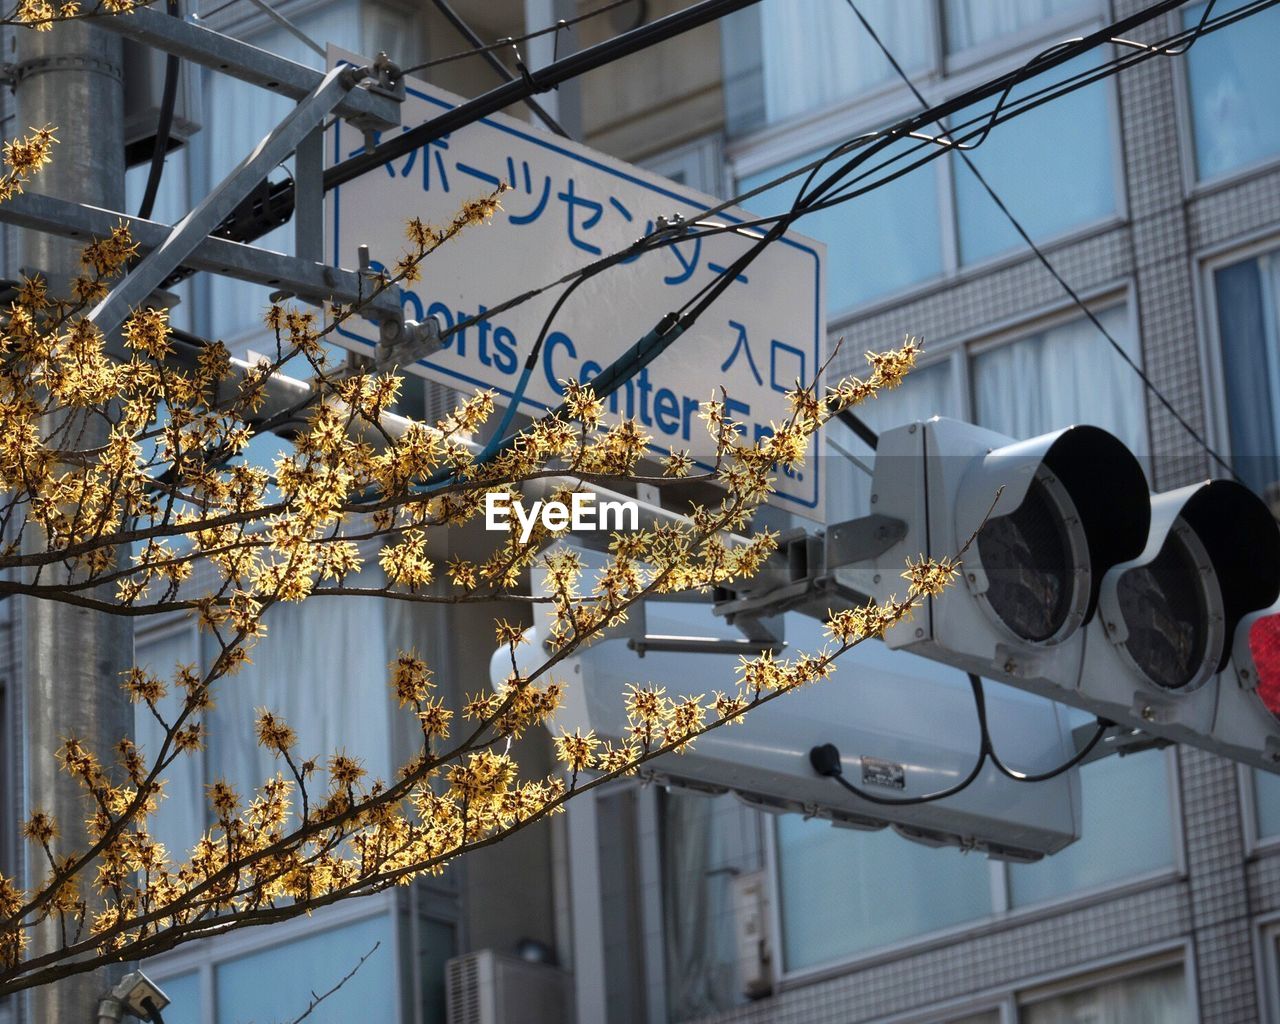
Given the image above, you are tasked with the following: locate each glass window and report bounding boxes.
[953,56,1116,265]
[1019,962,1191,1023]
[776,811,993,970]
[135,625,206,864]
[151,971,201,1024]
[971,305,1147,454]
[415,917,455,1024]
[722,0,930,135]
[1212,247,1280,501]
[739,138,944,313]
[1007,747,1176,907]
[1184,0,1280,181]
[944,0,1094,54]
[215,914,396,1024]
[1253,767,1280,839]
[773,620,994,971]
[662,791,763,1021]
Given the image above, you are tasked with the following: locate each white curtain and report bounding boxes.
[759,0,930,124]
[944,0,1091,53]
[1021,964,1192,1024]
[826,359,958,523]
[971,305,1147,456]
[205,582,392,806]
[663,793,762,1021]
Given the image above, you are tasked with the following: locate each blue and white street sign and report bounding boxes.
[325,50,827,517]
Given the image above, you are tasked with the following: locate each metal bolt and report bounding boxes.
[914,628,924,638]
[1141,705,1155,722]
[1106,621,1116,633]
[872,574,881,584]
[870,494,878,504]
[966,573,976,583]
[908,423,917,433]
[1004,659,1016,673]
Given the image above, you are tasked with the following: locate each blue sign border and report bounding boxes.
[330,80,824,511]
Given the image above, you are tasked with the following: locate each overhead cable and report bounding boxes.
[844,0,1235,479]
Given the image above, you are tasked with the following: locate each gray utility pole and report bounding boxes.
[12,17,133,1024]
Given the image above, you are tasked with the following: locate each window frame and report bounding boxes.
[726,3,1123,322]
[1013,946,1197,1020]
[1195,232,1280,484]
[1237,762,1280,857]
[764,745,1184,984]
[1173,1,1280,198]
[143,894,402,1024]
[1254,912,1280,1022]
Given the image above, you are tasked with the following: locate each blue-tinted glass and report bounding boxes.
[953,55,1115,264]
[1185,0,1280,180]
[1008,748,1175,906]
[1213,251,1280,496]
[215,914,396,1024]
[153,971,201,1024]
[776,812,992,970]
[1254,768,1280,838]
[740,139,943,313]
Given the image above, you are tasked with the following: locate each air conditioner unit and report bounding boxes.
[445,950,570,1024]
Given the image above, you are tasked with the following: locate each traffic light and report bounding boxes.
[1212,603,1280,771]
[830,417,1280,769]
[831,417,1150,703]
[1078,480,1280,745]
[497,554,1086,862]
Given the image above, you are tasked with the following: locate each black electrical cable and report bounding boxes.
[324,0,765,193]
[446,0,1253,472]
[428,0,569,138]
[401,0,639,77]
[810,674,1112,805]
[844,0,1237,482]
[809,674,993,806]
[137,0,181,221]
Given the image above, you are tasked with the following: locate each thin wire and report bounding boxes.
[844,0,1236,481]
[401,0,639,76]
[423,0,1268,476]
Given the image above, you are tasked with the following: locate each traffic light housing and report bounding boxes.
[833,418,1280,770]
[832,418,1149,704]
[498,555,1086,862]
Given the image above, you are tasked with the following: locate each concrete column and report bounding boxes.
[13,18,132,1023]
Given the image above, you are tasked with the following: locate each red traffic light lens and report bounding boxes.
[1250,614,1280,720]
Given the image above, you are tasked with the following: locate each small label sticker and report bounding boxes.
[861,756,906,790]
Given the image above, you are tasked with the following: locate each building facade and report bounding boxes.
[5,1,1280,1022]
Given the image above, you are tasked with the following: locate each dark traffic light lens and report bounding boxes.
[1116,529,1208,690]
[976,475,1075,642]
[1249,614,1280,722]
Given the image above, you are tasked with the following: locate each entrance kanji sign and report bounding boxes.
[325,50,827,517]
